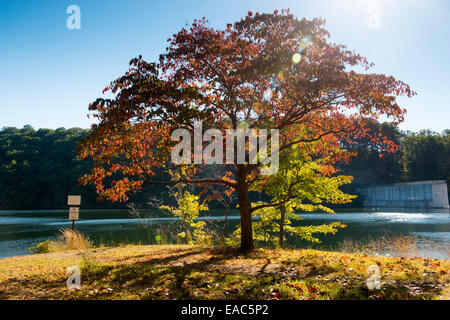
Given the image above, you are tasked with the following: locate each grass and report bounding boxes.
[28,229,92,254]
[338,234,423,258]
[0,244,448,300]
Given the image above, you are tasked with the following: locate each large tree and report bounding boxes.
[78,10,414,252]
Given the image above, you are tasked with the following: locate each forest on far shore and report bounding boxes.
[0,124,448,210]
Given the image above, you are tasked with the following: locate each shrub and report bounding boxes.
[28,239,54,254]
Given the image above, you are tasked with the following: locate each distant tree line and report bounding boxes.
[0,124,448,210]
[338,123,449,206]
[0,126,94,209]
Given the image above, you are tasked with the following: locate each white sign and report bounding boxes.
[68,195,81,206]
[69,207,79,220]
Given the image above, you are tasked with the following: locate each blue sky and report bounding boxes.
[0,0,448,132]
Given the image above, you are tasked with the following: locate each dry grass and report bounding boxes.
[58,229,92,251]
[338,235,426,258]
[28,229,92,254]
[443,247,450,260]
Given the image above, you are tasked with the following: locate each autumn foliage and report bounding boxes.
[78,10,414,252]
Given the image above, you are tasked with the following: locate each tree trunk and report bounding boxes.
[222,207,229,243]
[238,191,253,252]
[279,205,286,248]
[237,166,253,252]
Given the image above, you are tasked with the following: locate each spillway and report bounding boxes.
[358,180,450,209]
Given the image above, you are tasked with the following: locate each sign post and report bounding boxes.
[67,195,81,230]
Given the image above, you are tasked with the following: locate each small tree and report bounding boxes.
[228,141,352,247]
[227,204,346,248]
[160,190,211,245]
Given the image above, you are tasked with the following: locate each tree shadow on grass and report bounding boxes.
[71,248,233,299]
[111,246,204,262]
[332,279,445,300]
[113,247,206,265]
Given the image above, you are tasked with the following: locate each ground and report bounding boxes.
[0,245,448,300]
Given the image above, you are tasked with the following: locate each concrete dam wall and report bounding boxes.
[359,180,450,209]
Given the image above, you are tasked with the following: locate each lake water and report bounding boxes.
[0,208,449,259]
